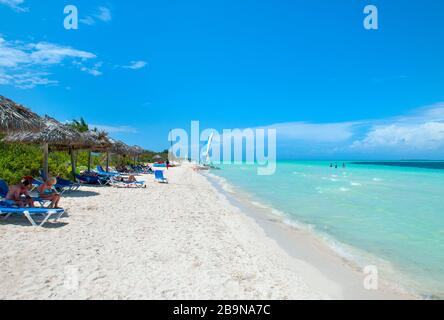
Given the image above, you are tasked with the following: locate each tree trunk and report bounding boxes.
[70,148,76,181]
[88,151,92,172]
[106,152,110,172]
[42,143,49,181]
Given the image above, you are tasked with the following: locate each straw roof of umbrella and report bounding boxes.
[81,130,112,152]
[0,95,42,134]
[129,145,145,156]
[3,116,83,149]
[109,138,132,155]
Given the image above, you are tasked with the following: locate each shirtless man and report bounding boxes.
[5,179,34,208]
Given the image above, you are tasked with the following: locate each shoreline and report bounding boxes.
[202,170,417,300]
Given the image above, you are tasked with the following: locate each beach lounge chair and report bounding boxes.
[0,180,6,201]
[75,174,100,185]
[37,170,80,194]
[30,178,43,192]
[54,177,81,193]
[131,165,150,174]
[109,176,146,188]
[154,170,168,184]
[0,202,65,227]
[96,165,119,176]
[0,179,49,208]
[75,173,110,186]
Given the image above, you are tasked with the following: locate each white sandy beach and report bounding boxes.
[0,164,411,300]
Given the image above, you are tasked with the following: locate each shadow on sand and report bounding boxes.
[0,216,69,229]
[62,190,100,198]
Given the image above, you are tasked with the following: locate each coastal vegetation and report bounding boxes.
[0,117,168,184]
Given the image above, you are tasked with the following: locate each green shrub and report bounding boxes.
[0,140,167,185]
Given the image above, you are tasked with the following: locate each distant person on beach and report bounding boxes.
[37,177,61,209]
[335,163,338,169]
[330,163,333,168]
[5,178,34,207]
[166,159,170,170]
[343,163,346,168]
[116,175,137,183]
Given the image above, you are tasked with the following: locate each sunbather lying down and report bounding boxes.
[5,178,35,208]
[111,175,146,188]
[114,175,137,183]
[37,177,61,209]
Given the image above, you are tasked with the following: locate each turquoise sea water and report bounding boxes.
[209,161,444,298]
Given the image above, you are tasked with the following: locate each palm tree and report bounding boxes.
[69,117,89,133]
[68,118,104,172]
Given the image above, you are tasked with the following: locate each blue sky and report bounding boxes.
[1,0,444,159]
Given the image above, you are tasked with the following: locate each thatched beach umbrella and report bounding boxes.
[134,146,144,155]
[0,95,42,134]
[107,139,132,171]
[81,131,112,172]
[3,116,83,180]
[109,139,131,155]
[129,145,144,165]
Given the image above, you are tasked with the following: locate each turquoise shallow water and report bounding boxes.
[210,161,444,298]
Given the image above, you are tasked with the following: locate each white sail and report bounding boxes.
[204,132,214,164]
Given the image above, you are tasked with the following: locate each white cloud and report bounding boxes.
[351,122,444,151]
[262,103,444,158]
[80,6,112,26]
[80,62,103,77]
[0,38,29,67]
[348,104,444,155]
[91,124,137,134]
[261,121,360,143]
[123,60,147,70]
[80,67,102,77]
[96,7,112,22]
[79,16,96,26]
[0,71,58,89]
[394,103,444,123]
[0,38,97,66]
[0,37,100,88]
[29,42,96,65]
[0,0,27,12]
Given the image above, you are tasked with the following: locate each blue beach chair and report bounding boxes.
[0,180,7,201]
[96,165,119,176]
[0,202,65,227]
[154,170,168,184]
[54,177,81,193]
[75,174,100,185]
[38,170,80,194]
[0,179,49,208]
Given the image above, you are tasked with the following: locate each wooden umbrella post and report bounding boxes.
[88,150,92,172]
[106,151,110,172]
[70,147,76,181]
[42,142,49,181]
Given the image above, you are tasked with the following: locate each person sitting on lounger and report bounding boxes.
[37,177,61,209]
[5,178,34,208]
